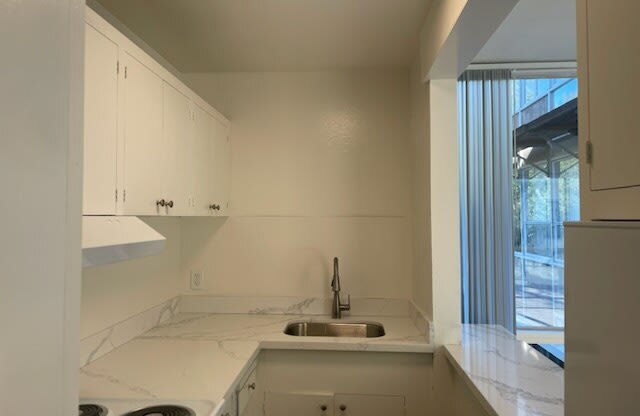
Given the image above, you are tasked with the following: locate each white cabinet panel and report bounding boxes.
[585,0,640,191]
[121,53,164,215]
[84,8,231,218]
[210,118,232,216]
[334,394,404,416]
[189,103,212,216]
[83,23,118,214]
[162,82,190,216]
[265,392,334,416]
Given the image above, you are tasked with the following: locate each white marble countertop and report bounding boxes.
[444,325,564,416]
[80,313,431,406]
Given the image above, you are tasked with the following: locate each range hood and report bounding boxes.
[82,216,166,267]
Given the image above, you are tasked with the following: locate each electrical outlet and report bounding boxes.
[190,270,204,290]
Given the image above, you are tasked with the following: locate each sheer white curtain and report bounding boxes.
[459,69,516,332]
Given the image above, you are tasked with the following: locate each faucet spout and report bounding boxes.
[332,257,340,292]
[330,257,350,319]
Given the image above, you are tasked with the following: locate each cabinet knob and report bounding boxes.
[248,382,256,390]
[340,405,347,411]
[156,199,166,207]
[166,200,174,208]
[320,405,327,411]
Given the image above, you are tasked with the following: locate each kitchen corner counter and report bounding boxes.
[444,325,564,416]
[80,313,432,404]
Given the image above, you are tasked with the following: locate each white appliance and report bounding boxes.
[565,221,640,416]
[79,398,223,416]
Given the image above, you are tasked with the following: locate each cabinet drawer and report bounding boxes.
[236,366,257,416]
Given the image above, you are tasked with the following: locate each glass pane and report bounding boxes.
[558,159,580,221]
[524,79,538,105]
[526,224,552,257]
[551,77,571,87]
[554,224,564,260]
[552,79,578,109]
[512,76,578,330]
[537,79,550,92]
[525,169,551,222]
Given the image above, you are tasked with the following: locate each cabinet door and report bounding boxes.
[189,102,212,216]
[265,392,334,416]
[334,394,404,416]
[586,0,640,190]
[121,53,164,215]
[162,82,190,215]
[209,118,232,216]
[83,23,118,214]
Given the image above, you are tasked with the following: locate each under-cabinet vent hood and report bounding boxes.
[82,216,166,267]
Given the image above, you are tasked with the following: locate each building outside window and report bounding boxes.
[512,76,578,330]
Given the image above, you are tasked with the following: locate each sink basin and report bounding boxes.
[284,321,385,338]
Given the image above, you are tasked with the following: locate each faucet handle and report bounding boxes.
[340,294,351,311]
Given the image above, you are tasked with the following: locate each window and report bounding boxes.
[513,76,579,330]
[459,69,577,339]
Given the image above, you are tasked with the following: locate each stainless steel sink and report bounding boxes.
[284,321,385,338]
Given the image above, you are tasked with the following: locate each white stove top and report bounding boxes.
[79,398,222,416]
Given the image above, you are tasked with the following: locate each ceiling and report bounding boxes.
[473,0,576,64]
[95,0,432,72]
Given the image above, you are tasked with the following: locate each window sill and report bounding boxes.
[517,329,564,345]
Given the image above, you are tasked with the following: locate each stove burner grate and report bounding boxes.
[79,404,108,416]
[123,405,196,416]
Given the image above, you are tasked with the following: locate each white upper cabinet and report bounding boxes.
[162,82,191,216]
[121,53,164,215]
[584,0,640,191]
[578,0,640,219]
[83,23,118,215]
[189,102,213,216]
[210,118,232,216]
[83,7,231,217]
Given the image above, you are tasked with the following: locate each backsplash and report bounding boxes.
[180,295,412,317]
[80,297,180,367]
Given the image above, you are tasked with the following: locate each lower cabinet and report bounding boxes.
[265,393,334,416]
[334,394,405,416]
[264,392,405,416]
[237,365,258,416]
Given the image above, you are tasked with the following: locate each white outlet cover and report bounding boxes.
[190,270,204,290]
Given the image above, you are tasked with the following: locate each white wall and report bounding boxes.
[182,71,413,300]
[0,0,84,414]
[430,79,461,346]
[409,60,433,317]
[80,218,182,338]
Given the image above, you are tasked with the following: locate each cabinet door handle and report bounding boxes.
[166,200,174,208]
[209,204,220,210]
[156,199,166,207]
[340,405,347,411]
[248,382,256,390]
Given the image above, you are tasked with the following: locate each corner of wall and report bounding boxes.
[409,57,434,319]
